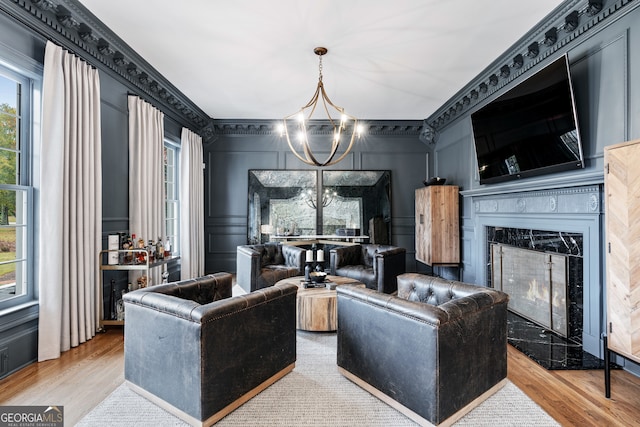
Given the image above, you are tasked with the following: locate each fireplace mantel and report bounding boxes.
[471,185,602,216]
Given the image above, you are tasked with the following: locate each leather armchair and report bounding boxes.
[329,244,406,293]
[123,272,298,426]
[336,273,509,426]
[236,242,306,293]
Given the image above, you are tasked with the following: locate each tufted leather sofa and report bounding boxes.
[236,242,306,293]
[123,272,298,426]
[329,244,406,293]
[336,272,509,426]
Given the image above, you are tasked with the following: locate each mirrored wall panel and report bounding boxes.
[248,170,317,244]
[321,171,391,243]
[247,170,390,244]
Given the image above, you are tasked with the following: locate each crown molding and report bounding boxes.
[425,0,637,132]
[0,0,214,140]
[211,119,424,137]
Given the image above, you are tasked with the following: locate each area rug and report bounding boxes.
[77,332,559,426]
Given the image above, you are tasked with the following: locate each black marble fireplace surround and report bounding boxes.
[487,227,604,369]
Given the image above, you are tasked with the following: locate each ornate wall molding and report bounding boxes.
[0,0,214,140]
[212,119,424,137]
[425,0,638,132]
[472,185,602,215]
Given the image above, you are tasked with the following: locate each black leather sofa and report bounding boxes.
[236,242,306,293]
[329,243,406,293]
[336,273,509,426]
[123,272,298,426]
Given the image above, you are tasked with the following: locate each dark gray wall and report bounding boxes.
[204,126,429,274]
[427,2,640,372]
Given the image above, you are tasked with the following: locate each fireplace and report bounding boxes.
[470,185,605,368]
[486,226,605,369]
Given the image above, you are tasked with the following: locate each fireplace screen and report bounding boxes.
[491,244,568,337]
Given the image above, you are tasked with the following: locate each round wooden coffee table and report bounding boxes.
[275,275,365,331]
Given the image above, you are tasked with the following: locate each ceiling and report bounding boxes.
[76,0,566,121]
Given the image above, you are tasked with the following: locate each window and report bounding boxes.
[0,60,37,309]
[164,140,179,255]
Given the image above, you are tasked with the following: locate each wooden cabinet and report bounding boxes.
[415,185,459,266]
[604,140,640,365]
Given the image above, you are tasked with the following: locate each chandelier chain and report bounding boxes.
[318,55,323,82]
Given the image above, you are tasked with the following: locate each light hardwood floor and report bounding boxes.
[0,328,639,426]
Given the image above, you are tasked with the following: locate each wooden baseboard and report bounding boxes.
[338,367,506,427]
[127,363,295,427]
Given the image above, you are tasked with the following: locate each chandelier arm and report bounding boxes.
[321,119,360,166]
[283,117,315,165]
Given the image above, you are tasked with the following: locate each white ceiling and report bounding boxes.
[76,0,566,121]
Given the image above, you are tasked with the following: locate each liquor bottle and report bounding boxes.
[156,237,164,260]
[164,237,171,258]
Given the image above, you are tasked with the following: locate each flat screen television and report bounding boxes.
[471,54,584,185]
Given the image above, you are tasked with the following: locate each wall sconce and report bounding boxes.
[564,10,579,32]
[489,74,499,86]
[544,28,558,46]
[500,65,510,79]
[527,42,540,58]
[512,54,524,69]
[587,0,603,15]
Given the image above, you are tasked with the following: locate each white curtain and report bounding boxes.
[38,41,102,362]
[180,128,204,279]
[128,96,165,286]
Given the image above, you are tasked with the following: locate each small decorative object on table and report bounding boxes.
[315,249,325,272]
[305,249,314,282]
[424,177,446,186]
[303,271,328,288]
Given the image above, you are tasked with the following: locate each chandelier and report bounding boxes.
[305,188,337,209]
[279,47,363,167]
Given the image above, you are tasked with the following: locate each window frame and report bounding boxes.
[0,49,40,311]
[164,138,180,256]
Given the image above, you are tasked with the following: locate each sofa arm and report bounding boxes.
[374,246,406,293]
[236,245,262,291]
